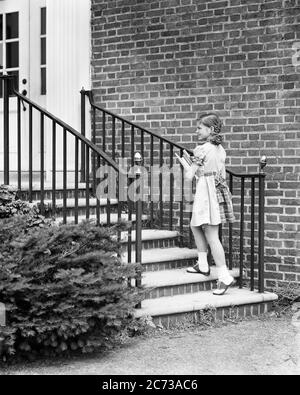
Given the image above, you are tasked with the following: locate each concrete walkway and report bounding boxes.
[1,315,299,375]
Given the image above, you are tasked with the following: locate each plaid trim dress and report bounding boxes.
[189,143,236,227]
[214,173,236,224]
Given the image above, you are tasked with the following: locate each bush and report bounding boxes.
[0,185,51,228]
[0,216,144,361]
[272,282,300,316]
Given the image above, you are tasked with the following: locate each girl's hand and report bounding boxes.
[184,163,199,181]
[191,153,206,166]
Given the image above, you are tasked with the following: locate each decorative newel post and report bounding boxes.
[260,156,267,172]
[134,152,143,301]
[258,156,267,293]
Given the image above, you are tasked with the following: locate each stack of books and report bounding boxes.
[175,150,199,180]
[175,150,193,169]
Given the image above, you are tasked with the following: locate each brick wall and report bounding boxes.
[91,0,300,287]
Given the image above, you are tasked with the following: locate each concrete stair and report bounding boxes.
[118,229,179,250]
[118,229,278,325]
[19,183,92,200]
[121,246,198,271]
[126,239,278,325]
[41,198,119,217]
[54,213,149,226]
[19,187,278,327]
[135,288,278,327]
[143,267,240,298]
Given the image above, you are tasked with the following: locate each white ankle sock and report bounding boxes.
[197,251,209,272]
[217,266,233,285]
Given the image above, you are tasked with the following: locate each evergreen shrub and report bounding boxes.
[0,213,144,361]
[0,185,51,228]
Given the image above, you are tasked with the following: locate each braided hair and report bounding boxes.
[198,113,223,145]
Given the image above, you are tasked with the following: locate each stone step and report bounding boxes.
[121,247,198,271]
[4,172,89,185]
[54,213,149,226]
[20,183,90,191]
[118,229,179,250]
[19,184,93,200]
[120,229,179,243]
[42,198,118,208]
[39,198,119,217]
[143,267,240,299]
[135,288,278,328]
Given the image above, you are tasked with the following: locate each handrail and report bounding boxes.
[82,88,267,294]
[1,74,266,297]
[85,90,186,152]
[0,76,144,309]
[83,89,264,179]
[14,90,120,173]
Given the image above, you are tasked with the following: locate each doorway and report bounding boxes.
[0,0,46,179]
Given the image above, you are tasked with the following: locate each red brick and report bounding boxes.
[91,0,299,288]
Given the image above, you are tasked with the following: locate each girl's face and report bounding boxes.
[196,122,212,141]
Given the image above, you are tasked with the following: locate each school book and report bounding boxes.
[183,150,193,166]
[175,150,194,167]
[175,153,191,170]
[175,151,200,181]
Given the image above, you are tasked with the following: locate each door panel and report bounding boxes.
[1,0,91,185]
[0,0,29,177]
[0,0,46,180]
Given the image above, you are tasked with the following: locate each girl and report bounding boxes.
[184,113,236,296]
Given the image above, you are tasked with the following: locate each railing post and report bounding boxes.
[2,75,12,185]
[228,173,233,270]
[80,88,86,183]
[258,156,267,293]
[239,177,245,289]
[134,152,143,309]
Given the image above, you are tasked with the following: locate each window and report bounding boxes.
[40,7,46,95]
[0,11,19,97]
[6,12,19,39]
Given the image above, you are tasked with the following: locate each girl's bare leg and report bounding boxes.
[202,224,233,285]
[190,225,209,272]
[202,225,225,268]
[190,225,208,252]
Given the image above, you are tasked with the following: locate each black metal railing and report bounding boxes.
[0,76,143,295]
[0,75,267,294]
[226,163,266,293]
[81,89,267,293]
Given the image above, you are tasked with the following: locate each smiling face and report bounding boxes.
[196,121,213,142]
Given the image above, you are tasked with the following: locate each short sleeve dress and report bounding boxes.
[190,142,236,227]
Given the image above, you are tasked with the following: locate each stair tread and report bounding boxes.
[121,247,198,264]
[40,198,119,208]
[119,229,179,243]
[19,183,91,191]
[143,267,240,288]
[135,288,278,318]
[54,213,149,225]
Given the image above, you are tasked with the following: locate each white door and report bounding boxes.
[0,0,29,179]
[0,0,91,185]
[0,0,46,181]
